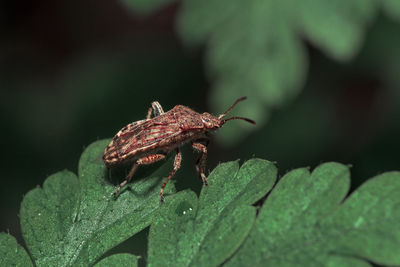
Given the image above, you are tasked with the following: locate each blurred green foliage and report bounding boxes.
[123,0,400,144]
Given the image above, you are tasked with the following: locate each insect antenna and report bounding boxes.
[218,96,256,125]
[218,96,247,119]
[222,116,256,125]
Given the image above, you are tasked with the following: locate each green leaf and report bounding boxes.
[225,162,400,266]
[0,233,33,267]
[322,171,400,265]
[20,139,175,267]
[94,253,139,267]
[147,159,277,267]
[177,0,377,144]
[3,145,400,267]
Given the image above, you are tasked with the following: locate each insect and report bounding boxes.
[103,96,255,202]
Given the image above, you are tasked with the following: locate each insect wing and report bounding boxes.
[103,120,149,162]
[115,115,180,156]
[115,119,149,140]
[110,119,152,155]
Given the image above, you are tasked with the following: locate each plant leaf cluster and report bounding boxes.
[1,140,399,266]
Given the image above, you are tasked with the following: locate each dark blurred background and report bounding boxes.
[1,0,400,261]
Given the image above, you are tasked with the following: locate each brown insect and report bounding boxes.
[103,96,255,202]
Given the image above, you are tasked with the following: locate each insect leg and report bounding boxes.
[160,148,181,202]
[146,101,165,119]
[113,154,166,197]
[192,139,210,186]
[113,163,138,197]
